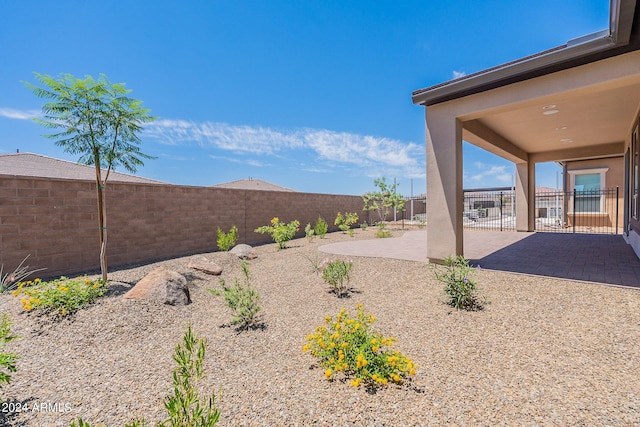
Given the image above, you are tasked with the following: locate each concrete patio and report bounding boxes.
[319,230,640,289]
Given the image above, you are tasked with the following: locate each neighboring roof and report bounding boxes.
[412,0,640,106]
[212,178,296,192]
[0,152,165,184]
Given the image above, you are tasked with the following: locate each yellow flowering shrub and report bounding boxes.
[303,304,416,389]
[12,276,106,317]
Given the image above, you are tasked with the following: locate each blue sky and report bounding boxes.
[0,1,608,195]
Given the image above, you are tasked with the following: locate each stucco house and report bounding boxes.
[412,0,640,261]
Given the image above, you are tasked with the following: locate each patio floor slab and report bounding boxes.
[319,230,640,288]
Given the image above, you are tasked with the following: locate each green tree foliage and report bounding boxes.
[362,177,406,223]
[25,73,156,280]
[0,314,19,402]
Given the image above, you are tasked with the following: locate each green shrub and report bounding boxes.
[159,326,220,427]
[255,217,300,249]
[374,222,392,238]
[306,252,322,275]
[303,304,417,389]
[435,256,483,311]
[216,225,238,251]
[0,314,19,402]
[304,223,315,241]
[71,326,219,427]
[208,261,261,328]
[0,255,46,294]
[314,216,328,238]
[335,212,358,235]
[321,259,353,296]
[360,222,368,231]
[12,276,106,317]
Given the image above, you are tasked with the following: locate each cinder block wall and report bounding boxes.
[0,175,367,278]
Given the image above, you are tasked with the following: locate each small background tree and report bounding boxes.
[362,177,406,223]
[26,73,156,280]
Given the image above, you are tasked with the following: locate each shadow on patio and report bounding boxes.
[319,230,640,289]
[466,232,640,288]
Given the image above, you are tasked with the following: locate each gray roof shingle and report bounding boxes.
[0,152,165,184]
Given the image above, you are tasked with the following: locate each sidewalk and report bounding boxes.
[319,230,640,288]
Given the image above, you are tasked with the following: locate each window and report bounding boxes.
[568,168,608,213]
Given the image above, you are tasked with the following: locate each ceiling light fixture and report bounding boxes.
[542,104,557,110]
[560,138,573,143]
[543,109,559,115]
[555,126,568,131]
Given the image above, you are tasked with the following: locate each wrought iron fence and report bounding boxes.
[424,187,620,235]
[463,188,516,231]
[535,187,620,234]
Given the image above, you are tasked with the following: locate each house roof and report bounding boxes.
[0,152,165,184]
[212,178,296,192]
[412,0,640,106]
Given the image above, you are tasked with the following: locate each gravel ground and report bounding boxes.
[1,228,640,426]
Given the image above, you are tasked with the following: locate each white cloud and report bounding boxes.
[145,120,302,154]
[145,119,425,178]
[452,70,467,80]
[0,108,40,120]
[470,163,513,184]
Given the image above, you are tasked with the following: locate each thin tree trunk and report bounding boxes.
[94,153,108,281]
[99,186,108,281]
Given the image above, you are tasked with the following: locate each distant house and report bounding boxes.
[0,152,164,184]
[212,178,296,192]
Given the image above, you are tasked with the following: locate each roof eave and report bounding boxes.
[412,0,637,107]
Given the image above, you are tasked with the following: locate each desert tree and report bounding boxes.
[362,177,406,223]
[25,73,156,280]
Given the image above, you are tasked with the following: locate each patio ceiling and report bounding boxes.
[455,50,640,164]
[471,81,640,158]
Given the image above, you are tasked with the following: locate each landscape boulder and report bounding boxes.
[230,244,257,260]
[187,255,223,275]
[123,268,191,305]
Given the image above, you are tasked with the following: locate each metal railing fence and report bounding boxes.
[534,187,620,234]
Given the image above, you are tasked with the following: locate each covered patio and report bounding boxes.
[411,0,640,263]
[320,230,640,288]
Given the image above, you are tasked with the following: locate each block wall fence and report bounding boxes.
[0,175,369,278]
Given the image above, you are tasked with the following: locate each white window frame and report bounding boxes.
[567,168,608,213]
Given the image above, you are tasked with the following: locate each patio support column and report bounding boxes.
[515,161,535,231]
[426,108,463,261]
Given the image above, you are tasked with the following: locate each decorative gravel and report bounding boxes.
[1,229,640,426]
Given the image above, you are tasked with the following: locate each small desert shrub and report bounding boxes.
[209,261,261,328]
[255,217,300,249]
[216,225,238,251]
[374,222,392,238]
[314,216,328,238]
[321,259,353,296]
[71,326,220,427]
[435,256,483,311]
[0,314,19,402]
[306,252,322,274]
[159,325,221,427]
[304,223,315,241]
[0,255,45,294]
[335,212,359,236]
[303,304,417,389]
[360,222,368,231]
[12,276,106,317]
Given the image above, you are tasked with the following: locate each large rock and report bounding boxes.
[188,255,222,275]
[230,244,257,260]
[123,268,191,305]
